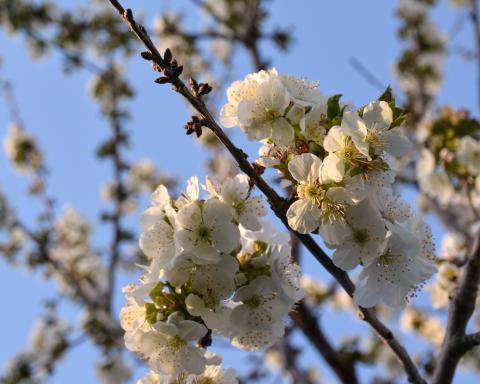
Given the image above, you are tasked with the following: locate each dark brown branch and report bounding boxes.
[462,331,480,350]
[432,234,480,384]
[289,233,358,384]
[104,2,425,382]
[105,115,126,313]
[275,326,316,384]
[292,301,359,384]
[104,71,129,314]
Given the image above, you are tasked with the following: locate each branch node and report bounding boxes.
[123,8,133,22]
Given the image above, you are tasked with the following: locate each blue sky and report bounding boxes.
[0,0,478,383]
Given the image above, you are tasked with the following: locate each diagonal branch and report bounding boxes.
[104,2,425,382]
[432,234,480,384]
[291,301,359,384]
[462,331,480,350]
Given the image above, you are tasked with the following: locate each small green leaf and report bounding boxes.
[378,86,394,104]
[349,167,364,177]
[327,94,343,120]
[145,303,158,324]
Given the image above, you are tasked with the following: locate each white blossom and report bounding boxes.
[230,276,289,351]
[457,136,480,174]
[286,153,353,235]
[207,174,267,231]
[333,198,387,270]
[237,76,294,146]
[139,312,213,376]
[175,198,240,264]
[354,216,437,307]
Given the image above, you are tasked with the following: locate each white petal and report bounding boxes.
[321,153,344,183]
[323,125,343,153]
[260,78,290,115]
[239,212,262,231]
[318,220,349,246]
[178,320,208,341]
[333,243,360,270]
[211,221,240,253]
[204,198,234,227]
[286,199,321,234]
[151,185,170,207]
[175,228,197,251]
[140,205,165,231]
[176,202,201,230]
[353,280,380,308]
[362,100,392,131]
[385,130,412,157]
[220,103,239,128]
[288,153,321,183]
[272,117,294,146]
[139,220,174,265]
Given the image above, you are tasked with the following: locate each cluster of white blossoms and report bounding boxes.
[416,134,480,211]
[396,0,445,98]
[400,307,444,346]
[50,207,105,291]
[120,175,304,382]
[221,69,437,307]
[3,315,70,383]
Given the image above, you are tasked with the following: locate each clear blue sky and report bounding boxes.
[0,0,478,383]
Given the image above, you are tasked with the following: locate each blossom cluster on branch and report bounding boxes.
[221,69,438,307]
[121,175,304,382]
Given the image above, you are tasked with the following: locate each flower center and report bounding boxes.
[244,295,262,308]
[352,228,369,246]
[320,199,346,224]
[197,225,211,241]
[198,378,215,384]
[365,129,386,150]
[297,183,324,206]
[377,251,401,267]
[234,200,246,215]
[265,109,278,122]
[170,335,187,350]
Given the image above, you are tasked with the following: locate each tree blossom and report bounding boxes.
[123,176,303,381]
[206,174,267,231]
[354,216,437,307]
[456,136,480,174]
[139,312,212,376]
[175,198,240,264]
[332,198,387,270]
[286,153,353,235]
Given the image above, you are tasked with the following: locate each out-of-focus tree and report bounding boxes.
[1,1,480,384]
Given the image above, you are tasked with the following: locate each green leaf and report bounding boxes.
[327,94,342,120]
[349,167,364,177]
[145,303,158,324]
[378,86,407,129]
[378,86,394,104]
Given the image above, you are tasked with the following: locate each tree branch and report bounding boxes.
[292,301,359,384]
[432,234,480,384]
[463,331,480,350]
[469,0,480,112]
[103,2,426,382]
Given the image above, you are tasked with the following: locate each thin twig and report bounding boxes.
[104,2,426,382]
[469,0,480,112]
[462,331,480,350]
[349,57,386,93]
